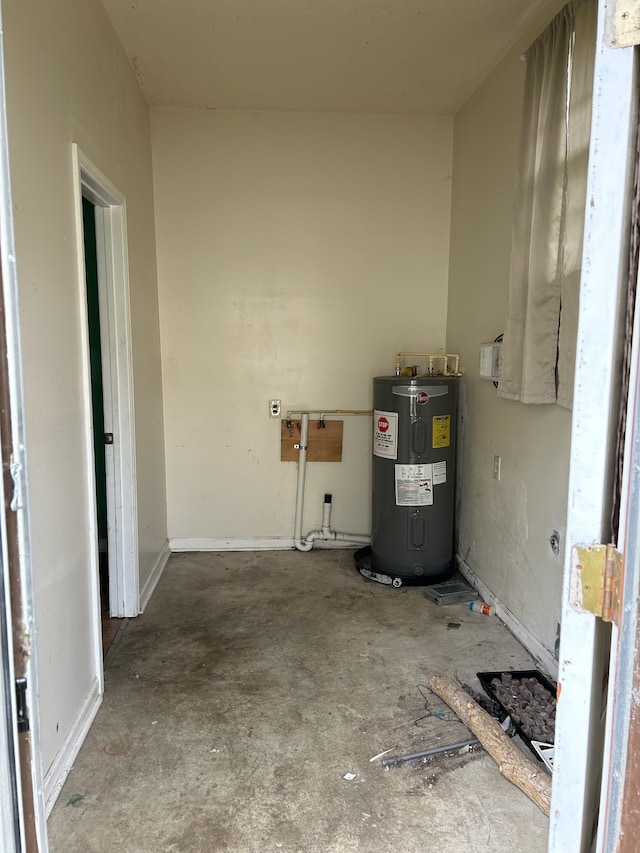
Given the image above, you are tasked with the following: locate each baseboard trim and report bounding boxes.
[170,537,295,551]
[139,539,170,612]
[169,537,362,552]
[456,555,559,680]
[44,678,102,815]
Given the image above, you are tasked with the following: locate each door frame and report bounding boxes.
[549,3,638,849]
[0,564,23,853]
[0,1,47,847]
[71,145,139,622]
[597,257,640,847]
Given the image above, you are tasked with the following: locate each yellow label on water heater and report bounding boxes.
[432,415,450,449]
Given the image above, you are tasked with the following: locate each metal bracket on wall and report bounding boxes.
[569,544,624,625]
[605,0,640,48]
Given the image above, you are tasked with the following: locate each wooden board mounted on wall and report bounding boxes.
[281,420,343,462]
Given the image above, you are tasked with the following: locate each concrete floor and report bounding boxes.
[48,550,550,852]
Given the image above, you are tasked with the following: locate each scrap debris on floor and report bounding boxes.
[48,550,551,853]
[369,664,554,817]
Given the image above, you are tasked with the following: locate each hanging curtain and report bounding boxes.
[498,0,597,407]
[557,0,598,408]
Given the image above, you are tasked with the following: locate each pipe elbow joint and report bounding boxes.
[294,531,318,552]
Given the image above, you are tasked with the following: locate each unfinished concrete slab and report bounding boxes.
[48,550,550,852]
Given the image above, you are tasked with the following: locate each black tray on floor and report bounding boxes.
[477,669,557,760]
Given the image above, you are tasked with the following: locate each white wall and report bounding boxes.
[152,109,453,545]
[447,0,569,657]
[3,0,167,777]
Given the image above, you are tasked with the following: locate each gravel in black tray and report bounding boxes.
[477,669,557,759]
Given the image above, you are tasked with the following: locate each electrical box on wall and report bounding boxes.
[479,342,501,381]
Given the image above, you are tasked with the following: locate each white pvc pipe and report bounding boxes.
[330,531,370,544]
[293,414,312,551]
[321,497,332,534]
[293,414,371,552]
[296,494,370,551]
[300,528,371,548]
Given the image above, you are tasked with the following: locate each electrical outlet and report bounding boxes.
[493,455,501,480]
[269,399,281,418]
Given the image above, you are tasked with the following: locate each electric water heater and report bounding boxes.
[370,374,458,583]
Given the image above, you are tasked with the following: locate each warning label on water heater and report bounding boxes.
[373,410,398,459]
[395,464,433,506]
[432,461,447,485]
[432,415,451,448]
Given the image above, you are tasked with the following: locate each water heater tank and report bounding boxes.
[370,374,458,583]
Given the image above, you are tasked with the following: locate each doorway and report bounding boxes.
[81,196,123,655]
[72,144,140,664]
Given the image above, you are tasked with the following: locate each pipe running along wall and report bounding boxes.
[292,411,371,552]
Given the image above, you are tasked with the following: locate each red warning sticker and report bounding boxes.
[373,410,398,459]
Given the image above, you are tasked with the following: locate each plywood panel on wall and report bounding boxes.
[281,420,343,462]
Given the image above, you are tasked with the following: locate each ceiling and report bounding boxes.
[101,0,551,115]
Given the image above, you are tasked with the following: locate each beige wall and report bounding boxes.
[153,109,453,544]
[446,0,569,656]
[3,0,166,775]
[2,0,570,798]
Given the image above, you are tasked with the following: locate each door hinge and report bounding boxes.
[569,543,624,625]
[15,677,29,733]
